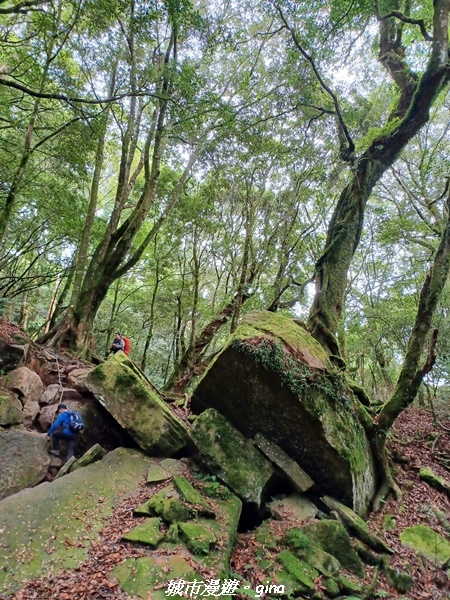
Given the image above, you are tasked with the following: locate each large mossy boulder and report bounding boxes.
[86,353,187,456]
[0,429,50,500]
[191,310,376,515]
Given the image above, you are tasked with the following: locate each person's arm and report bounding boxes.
[48,413,65,435]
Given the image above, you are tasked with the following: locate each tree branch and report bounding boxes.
[273,2,355,160]
[0,0,46,14]
[379,11,432,42]
[0,77,164,105]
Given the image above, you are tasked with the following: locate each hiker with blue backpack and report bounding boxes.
[46,403,84,459]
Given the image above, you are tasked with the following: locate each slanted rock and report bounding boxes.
[0,430,50,499]
[191,310,376,515]
[285,521,365,577]
[1,366,44,404]
[86,353,187,456]
[419,467,450,497]
[189,408,276,509]
[255,433,314,493]
[0,389,24,426]
[322,495,393,553]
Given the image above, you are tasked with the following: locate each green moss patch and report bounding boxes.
[400,524,450,568]
[110,555,202,599]
[122,517,164,546]
[286,521,365,577]
[276,549,318,590]
[144,486,192,523]
[173,476,215,517]
[178,521,217,555]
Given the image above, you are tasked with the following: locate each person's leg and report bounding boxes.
[49,432,62,455]
[66,436,77,460]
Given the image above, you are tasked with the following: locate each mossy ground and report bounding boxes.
[0,449,155,593]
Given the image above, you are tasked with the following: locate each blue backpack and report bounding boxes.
[67,410,84,432]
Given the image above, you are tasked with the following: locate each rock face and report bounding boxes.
[1,366,44,404]
[86,353,187,456]
[191,310,376,515]
[0,389,24,426]
[0,430,50,499]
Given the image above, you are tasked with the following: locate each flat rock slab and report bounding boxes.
[111,555,202,600]
[0,448,155,594]
[147,464,173,483]
[268,493,318,522]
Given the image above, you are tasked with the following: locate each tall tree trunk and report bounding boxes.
[369,192,450,507]
[304,1,450,358]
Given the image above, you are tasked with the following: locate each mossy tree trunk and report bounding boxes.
[304,1,450,359]
[369,193,450,507]
[40,21,201,356]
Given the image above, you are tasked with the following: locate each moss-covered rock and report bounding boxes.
[189,408,275,508]
[56,443,107,476]
[276,549,318,590]
[191,310,376,515]
[0,448,155,594]
[0,390,24,426]
[419,467,450,497]
[122,517,164,546]
[286,521,365,577]
[178,521,217,554]
[173,476,215,517]
[86,353,187,456]
[322,496,393,553]
[279,525,342,577]
[400,524,450,568]
[110,555,202,599]
[138,485,192,523]
[384,564,413,593]
[146,463,172,483]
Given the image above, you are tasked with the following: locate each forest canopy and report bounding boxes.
[0,0,449,414]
